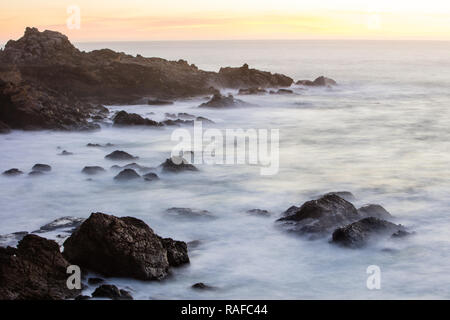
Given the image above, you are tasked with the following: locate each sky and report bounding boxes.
[1,0,450,42]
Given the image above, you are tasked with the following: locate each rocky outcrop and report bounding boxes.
[63,212,189,280]
[160,157,198,173]
[0,234,81,300]
[199,93,249,108]
[0,28,293,131]
[297,76,337,87]
[332,217,409,248]
[92,284,133,300]
[277,194,360,237]
[113,111,162,127]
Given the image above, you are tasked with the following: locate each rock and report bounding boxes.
[75,295,91,300]
[63,212,189,280]
[0,234,81,300]
[0,231,28,247]
[246,209,271,217]
[270,88,294,95]
[192,283,214,290]
[161,238,190,266]
[59,150,73,156]
[238,87,267,95]
[32,163,51,172]
[81,166,106,175]
[217,64,293,88]
[28,170,44,176]
[297,76,337,87]
[92,285,133,300]
[88,277,104,285]
[332,217,409,248]
[165,113,176,119]
[143,172,159,181]
[177,112,196,120]
[113,111,162,127]
[33,216,85,233]
[277,194,360,237]
[166,208,214,219]
[87,143,114,148]
[160,157,198,173]
[196,116,215,124]
[114,169,141,181]
[148,99,173,105]
[324,191,355,202]
[2,168,23,176]
[198,93,249,108]
[111,163,152,173]
[105,150,138,161]
[358,204,392,220]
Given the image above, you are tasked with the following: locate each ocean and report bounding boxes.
[1,40,450,299]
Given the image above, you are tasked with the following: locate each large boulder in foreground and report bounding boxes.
[63,212,189,280]
[332,217,410,248]
[277,194,360,237]
[0,234,80,300]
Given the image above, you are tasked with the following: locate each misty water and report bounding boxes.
[1,40,450,299]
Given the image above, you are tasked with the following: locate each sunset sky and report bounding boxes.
[1,0,450,42]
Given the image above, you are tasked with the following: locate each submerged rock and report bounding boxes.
[166,207,214,219]
[32,163,51,172]
[113,111,162,127]
[198,93,249,109]
[332,217,409,248]
[270,88,294,95]
[143,172,159,181]
[192,283,215,290]
[297,76,337,87]
[160,157,198,173]
[28,170,45,176]
[0,234,81,300]
[114,169,141,181]
[105,150,138,161]
[63,212,189,280]
[357,204,392,220]
[81,166,106,175]
[2,168,23,176]
[246,209,271,217]
[92,285,133,300]
[277,194,360,237]
[59,150,73,156]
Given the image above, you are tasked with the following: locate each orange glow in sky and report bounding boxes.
[1,0,450,42]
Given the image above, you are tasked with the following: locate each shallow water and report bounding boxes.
[1,40,450,299]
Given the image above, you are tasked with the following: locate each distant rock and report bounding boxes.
[87,143,114,148]
[297,76,337,87]
[270,88,294,95]
[143,172,159,181]
[192,283,215,290]
[113,110,162,127]
[33,216,85,233]
[28,170,44,176]
[92,285,133,300]
[113,169,141,181]
[246,209,271,217]
[160,157,198,173]
[198,93,249,109]
[58,150,73,156]
[105,150,138,161]
[166,208,214,219]
[0,231,28,247]
[238,87,267,95]
[357,204,392,220]
[277,194,360,237]
[0,234,81,300]
[82,166,106,175]
[32,163,51,172]
[332,217,410,248]
[148,99,173,105]
[2,168,23,176]
[63,212,189,280]
[111,163,152,173]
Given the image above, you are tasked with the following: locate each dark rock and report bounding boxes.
[198,93,250,109]
[324,191,355,202]
[59,150,73,156]
[88,277,104,285]
[63,212,189,280]
[217,64,293,88]
[160,238,190,266]
[160,157,198,173]
[105,150,138,161]
[166,208,213,219]
[358,204,392,220]
[297,76,337,87]
[148,99,173,105]
[32,163,51,172]
[196,116,215,124]
[332,217,409,248]
[33,216,85,233]
[2,168,23,176]
[87,143,114,148]
[113,110,162,127]
[238,87,267,95]
[270,88,294,95]
[111,163,152,173]
[246,209,271,217]
[277,194,360,237]
[143,172,159,181]
[75,295,91,300]
[92,285,133,300]
[192,283,214,290]
[114,169,141,181]
[0,234,81,300]
[81,166,106,175]
[177,112,196,120]
[0,120,11,133]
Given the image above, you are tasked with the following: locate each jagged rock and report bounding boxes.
[0,234,81,300]
[105,150,138,161]
[238,87,267,95]
[113,169,141,181]
[160,157,198,173]
[198,93,249,108]
[160,238,190,266]
[357,204,392,220]
[277,194,360,237]
[297,76,337,87]
[148,99,173,105]
[33,217,85,233]
[332,217,410,248]
[246,209,271,217]
[113,111,162,127]
[32,163,51,172]
[2,168,23,176]
[166,208,214,219]
[92,285,133,300]
[63,212,189,280]
[143,172,159,181]
[81,166,106,175]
